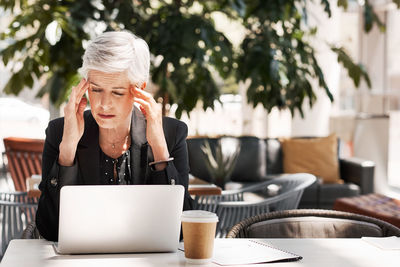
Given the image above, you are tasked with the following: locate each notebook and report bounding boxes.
[207,239,301,265]
[55,184,184,254]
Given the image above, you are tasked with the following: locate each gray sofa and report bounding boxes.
[186,136,375,209]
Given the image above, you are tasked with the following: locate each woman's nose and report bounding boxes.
[100,94,112,110]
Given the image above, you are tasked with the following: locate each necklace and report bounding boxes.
[104,134,130,151]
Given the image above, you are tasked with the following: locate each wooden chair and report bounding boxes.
[3,137,44,192]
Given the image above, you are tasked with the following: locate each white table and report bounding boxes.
[1,238,399,267]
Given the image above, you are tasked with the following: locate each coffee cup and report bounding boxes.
[181,210,218,264]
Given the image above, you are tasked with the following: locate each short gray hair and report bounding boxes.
[79,31,150,87]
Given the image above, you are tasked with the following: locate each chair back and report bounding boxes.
[227,209,400,238]
[3,137,44,191]
[193,191,244,213]
[214,174,316,237]
[0,192,38,259]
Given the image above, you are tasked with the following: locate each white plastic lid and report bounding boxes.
[181,210,219,223]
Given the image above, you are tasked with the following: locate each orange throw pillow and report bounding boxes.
[281,134,342,184]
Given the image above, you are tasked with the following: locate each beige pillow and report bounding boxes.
[281,134,342,184]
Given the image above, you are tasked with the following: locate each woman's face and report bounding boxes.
[87,70,134,129]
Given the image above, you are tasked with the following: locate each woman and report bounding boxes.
[36,31,193,241]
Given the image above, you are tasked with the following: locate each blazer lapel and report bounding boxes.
[130,106,152,184]
[77,111,102,185]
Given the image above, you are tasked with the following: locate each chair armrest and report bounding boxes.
[21,222,41,239]
[339,157,375,194]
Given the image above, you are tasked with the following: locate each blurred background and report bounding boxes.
[1,0,400,196]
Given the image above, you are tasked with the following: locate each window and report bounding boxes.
[387,8,400,188]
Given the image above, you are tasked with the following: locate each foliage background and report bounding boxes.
[1,0,398,118]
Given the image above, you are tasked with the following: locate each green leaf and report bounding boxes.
[49,73,64,106]
[24,73,34,88]
[337,0,348,10]
[320,0,332,17]
[3,72,24,95]
[331,46,371,89]
[362,1,386,33]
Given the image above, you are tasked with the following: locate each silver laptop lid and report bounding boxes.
[57,185,184,254]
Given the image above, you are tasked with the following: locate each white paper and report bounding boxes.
[362,236,400,250]
[212,239,301,266]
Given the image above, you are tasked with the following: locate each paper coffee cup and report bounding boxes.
[181,210,218,264]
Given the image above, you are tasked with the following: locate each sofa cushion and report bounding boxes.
[281,134,342,184]
[230,136,267,182]
[247,216,384,238]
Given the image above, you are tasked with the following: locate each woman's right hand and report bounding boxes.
[58,79,89,166]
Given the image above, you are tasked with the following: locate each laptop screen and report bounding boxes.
[57,185,184,254]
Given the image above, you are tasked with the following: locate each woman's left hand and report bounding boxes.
[132,85,170,165]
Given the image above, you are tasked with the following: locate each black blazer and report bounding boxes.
[36,107,194,241]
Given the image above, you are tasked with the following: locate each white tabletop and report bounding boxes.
[1,238,399,267]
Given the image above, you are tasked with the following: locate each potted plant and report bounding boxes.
[201,138,240,189]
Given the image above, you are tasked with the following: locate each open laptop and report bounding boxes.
[55,184,184,254]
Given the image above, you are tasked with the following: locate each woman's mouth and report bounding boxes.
[98,114,115,119]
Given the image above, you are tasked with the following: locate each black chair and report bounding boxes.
[21,222,41,239]
[0,192,38,258]
[227,209,400,238]
[194,174,316,237]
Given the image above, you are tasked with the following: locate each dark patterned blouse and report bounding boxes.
[99,148,132,185]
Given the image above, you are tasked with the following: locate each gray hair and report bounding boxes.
[79,31,150,87]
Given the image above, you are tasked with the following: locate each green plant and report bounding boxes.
[1,0,398,117]
[201,139,240,188]
[0,1,90,106]
[132,2,234,118]
[235,0,382,117]
[0,0,233,117]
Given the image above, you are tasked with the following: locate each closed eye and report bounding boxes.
[90,86,125,96]
[113,91,124,96]
[91,87,102,93]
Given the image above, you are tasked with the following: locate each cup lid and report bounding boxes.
[181,210,219,223]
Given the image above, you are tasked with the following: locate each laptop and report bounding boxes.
[55,184,184,254]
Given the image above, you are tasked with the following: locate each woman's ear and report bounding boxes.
[129,85,135,98]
